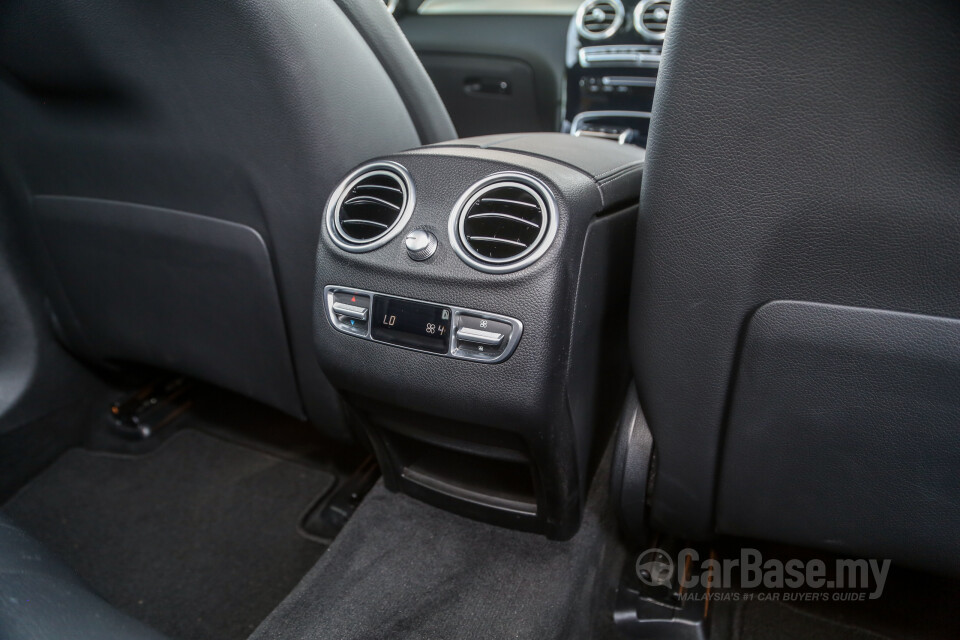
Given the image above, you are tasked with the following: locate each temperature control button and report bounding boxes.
[331,302,368,321]
[329,290,371,337]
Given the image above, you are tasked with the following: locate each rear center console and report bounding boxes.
[312,133,644,539]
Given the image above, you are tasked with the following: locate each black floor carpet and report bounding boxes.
[1,430,335,640]
[250,469,625,640]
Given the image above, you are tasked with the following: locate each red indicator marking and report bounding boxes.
[351,296,356,302]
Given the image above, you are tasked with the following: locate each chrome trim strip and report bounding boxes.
[575,0,625,41]
[324,162,416,254]
[578,45,661,68]
[323,285,524,364]
[602,75,658,88]
[570,110,652,137]
[448,173,559,274]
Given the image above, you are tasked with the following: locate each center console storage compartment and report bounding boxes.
[312,133,644,539]
[348,397,540,530]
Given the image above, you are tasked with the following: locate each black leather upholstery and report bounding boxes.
[0,0,455,439]
[0,515,167,640]
[629,0,960,566]
[719,301,960,574]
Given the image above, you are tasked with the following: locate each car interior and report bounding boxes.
[0,0,958,638]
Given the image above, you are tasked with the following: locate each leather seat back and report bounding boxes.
[629,0,960,572]
[0,516,168,640]
[0,0,455,438]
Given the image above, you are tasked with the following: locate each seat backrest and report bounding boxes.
[0,0,455,439]
[0,515,169,640]
[630,0,960,571]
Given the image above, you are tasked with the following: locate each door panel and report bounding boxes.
[416,53,542,136]
[398,14,569,134]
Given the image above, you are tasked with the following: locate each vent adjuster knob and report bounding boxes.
[405,229,438,261]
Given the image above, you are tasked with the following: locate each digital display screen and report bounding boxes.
[371,296,451,354]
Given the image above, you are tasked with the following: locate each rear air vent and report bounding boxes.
[575,0,625,41]
[450,173,558,273]
[325,162,415,252]
[337,173,404,242]
[634,0,670,41]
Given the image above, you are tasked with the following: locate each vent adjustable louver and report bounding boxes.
[325,162,415,253]
[575,0,625,41]
[449,173,558,273]
[634,0,670,41]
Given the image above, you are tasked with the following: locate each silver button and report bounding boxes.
[405,229,438,261]
[331,302,368,321]
[456,327,504,346]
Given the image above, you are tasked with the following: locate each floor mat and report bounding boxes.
[2,430,335,640]
[249,468,623,640]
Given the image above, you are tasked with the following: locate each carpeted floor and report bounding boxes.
[249,469,624,640]
[1,430,335,640]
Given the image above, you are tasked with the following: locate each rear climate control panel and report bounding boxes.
[323,286,522,363]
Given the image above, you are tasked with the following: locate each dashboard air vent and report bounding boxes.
[634,0,670,41]
[325,161,415,253]
[450,173,558,273]
[575,0,625,41]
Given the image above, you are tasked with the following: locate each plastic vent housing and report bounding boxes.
[575,0,625,41]
[449,173,558,274]
[325,161,415,252]
[634,0,670,41]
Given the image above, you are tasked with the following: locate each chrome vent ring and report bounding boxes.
[575,0,625,41]
[449,173,559,274]
[634,0,670,41]
[325,161,415,253]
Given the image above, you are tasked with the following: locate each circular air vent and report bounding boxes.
[634,0,670,41]
[384,0,398,15]
[575,0,625,41]
[449,173,558,274]
[325,161,415,253]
